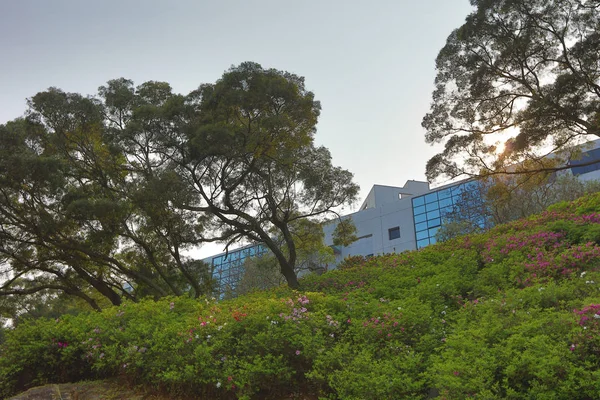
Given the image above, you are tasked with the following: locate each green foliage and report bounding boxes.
[423,0,600,181]
[4,193,600,398]
[235,255,285,297]
[436,174,600,242]
[0,62,358,309]
[331,219,358,247]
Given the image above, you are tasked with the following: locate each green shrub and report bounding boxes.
[3,192,600,398]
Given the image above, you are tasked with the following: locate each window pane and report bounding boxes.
[425,202,439,212]
[388,227,400,240]
[427,218,441,228]
[417,238,430,248]
[426,209,440,219]
[438,188,452,200]
[425,193,438,204]
[440,206,454,218]
[416,230,429,240]
[428,226,439,237]
[570,148,600,175]
[439,197,453,208]
[413,205,426,215]
[464,181,479,192]
[451,184,465,196]
[415,222,428,232]
[412,196,425,207]
[414,213,427,223]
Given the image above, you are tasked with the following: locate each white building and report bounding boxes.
[204,139,600,293]
[323,181,430,260]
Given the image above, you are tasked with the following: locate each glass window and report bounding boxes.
[424,193,438,204]
[428,226,439,237]
[571,148,600,175]
[450,184,465,197]
[426,209,440,219]
[212,256,224,266]
[439,205,454,218]
[425,202,439,212]
[429,237,437,245]
[439,197,453,208]
[415,221,428,232]
[416,230,429,240]
[412,196,425,207]
[414,213,427,223]
[413,205,426,215]
[388,226,400,240]
[475,217,486,228]
[417,238,430,248]
[427,218,441,228]
[464,181,479,192]
[438,188,452,200]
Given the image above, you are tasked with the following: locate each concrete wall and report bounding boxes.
[324,180,430,266]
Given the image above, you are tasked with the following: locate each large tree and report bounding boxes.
[423,0,600,182]
[0,88,213,311]
[174,62,358,289]
[0,63,357,310]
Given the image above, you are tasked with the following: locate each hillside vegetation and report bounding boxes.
[3,193,600,399]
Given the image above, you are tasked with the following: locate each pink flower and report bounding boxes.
[295,350,301,356]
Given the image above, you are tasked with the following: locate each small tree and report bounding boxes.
[235,220,335,297]
[332,219,359,247]
[436,173,600,241]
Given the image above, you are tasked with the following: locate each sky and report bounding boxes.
[0,0,474,257]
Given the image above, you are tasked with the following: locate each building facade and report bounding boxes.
[203,139,600,293]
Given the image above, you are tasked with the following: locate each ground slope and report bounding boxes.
[3,193,600,399]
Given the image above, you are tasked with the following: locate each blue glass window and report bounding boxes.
[451,184,466,197]
[413,205,426,215]
[427,218,441,228]
[424,193,438,204]
[429,237,437,245]
[425,202,439,212]
[412,196,425,207]
[212,256,224,266]
[417,238,430,248]
[428,226,439,237]
[440,205,454,218]
[426,209,440,219]
[415,221,428,232]
[416,230,429,240]
[438,188,452,200]
[414,213,427,223]
[439,197,453,208]
[571,148,600,175]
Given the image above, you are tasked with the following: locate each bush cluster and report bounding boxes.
[3,193,600,399]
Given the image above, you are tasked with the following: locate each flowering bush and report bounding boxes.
[3,192,600,398]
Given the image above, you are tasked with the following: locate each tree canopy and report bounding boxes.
[423,0,600,182]
[0,62,358,312]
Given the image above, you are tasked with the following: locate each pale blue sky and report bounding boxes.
[0,0,473,255]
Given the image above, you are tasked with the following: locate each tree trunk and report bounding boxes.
[279,261,300,289]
